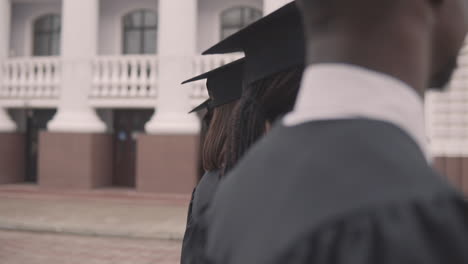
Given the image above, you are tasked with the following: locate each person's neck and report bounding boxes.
[305,28,430,96]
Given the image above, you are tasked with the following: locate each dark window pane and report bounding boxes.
[50,33,60,56]
[34,34,47,56]
[241,8,262,27]
[45,16,53,31]
[33,34,45,56]
[123,10,158,54]
[143,30,157,54]
[143,11,157,27]
[36,34,50,56]
[35,17,48,32]
[52,16,61,30]
[33,14,61,56]
[248,9,260,23]
[131,12,143,27]
[43,35,51,55]
[222,8,242,27]
[123,16,133,27]
[221,7,262,40]
[221,28,239,39]
[124,30,142,54]
[124,11,143,28]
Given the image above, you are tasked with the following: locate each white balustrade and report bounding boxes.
[4,51,468,154]
[189,53,243,106]
[426,41,468,157]
[0,57,60,99]
[0,54,240,108]
[92,55,158,99]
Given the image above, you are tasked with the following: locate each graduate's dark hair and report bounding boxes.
[202,101,238,171]
[224,66,303,174]
[197,109,213,180]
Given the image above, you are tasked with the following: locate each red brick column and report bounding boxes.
[38,132,113,190]
[136,134,198,194]
[433,157,468,195]
[0,133,25,184]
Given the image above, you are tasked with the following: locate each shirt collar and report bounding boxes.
[284,63,430,161]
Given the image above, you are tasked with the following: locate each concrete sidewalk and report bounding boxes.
[0,184,190,241]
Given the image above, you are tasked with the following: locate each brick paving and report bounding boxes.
[0,184,190,263]
[0,230,181,264]
[0,184,190,240]
[0,184,191,205]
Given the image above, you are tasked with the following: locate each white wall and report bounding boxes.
[197,0,263,53]
[10,1,61,57]
[99,0,158,55]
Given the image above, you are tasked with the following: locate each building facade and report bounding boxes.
[0,0,467,195]
[0,0,291,194]
[427,43,468,195]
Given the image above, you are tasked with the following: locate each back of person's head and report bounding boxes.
[296,0,468,91]
[224,66,303,174]
[202,101,238,171]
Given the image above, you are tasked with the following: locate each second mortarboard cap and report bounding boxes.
[183,58,245,113]
[203,2,304,84]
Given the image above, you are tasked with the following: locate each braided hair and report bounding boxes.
[223,66,303,174]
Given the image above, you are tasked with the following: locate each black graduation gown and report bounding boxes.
[202,119,468,264]
[181,170,221,264]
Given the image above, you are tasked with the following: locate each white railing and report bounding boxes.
[0,57,60,99]
[0,54,241,108]
[189,53,243,106]
[91,55,158,99]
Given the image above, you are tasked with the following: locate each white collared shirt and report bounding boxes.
[284,64,430,161]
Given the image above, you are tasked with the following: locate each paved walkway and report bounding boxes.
[0,230,181,264]
[0,184,190,241]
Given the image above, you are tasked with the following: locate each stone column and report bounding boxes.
[0,0,16,132]
[145,0,199,134]
[137,0,200,194]
[39,0,113,190]
[47,0,105,132]
[263,0,291,15]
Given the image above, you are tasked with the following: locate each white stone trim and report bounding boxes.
[0,0,17,131]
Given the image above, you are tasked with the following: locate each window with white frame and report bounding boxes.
[123,10,158,54]
[33,14,61,56]
[220,6,262,40]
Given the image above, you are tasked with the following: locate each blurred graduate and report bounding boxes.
[181,58,244,264]
[180,3,306,263]
[202,0,468,263]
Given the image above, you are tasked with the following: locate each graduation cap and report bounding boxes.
[188,99,211,114]
[183,58,245,113]
[203,2,304,84]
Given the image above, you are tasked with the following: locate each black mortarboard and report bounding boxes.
[183,58,245,113]
[203,2,304,84]
[188,99,211,114]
